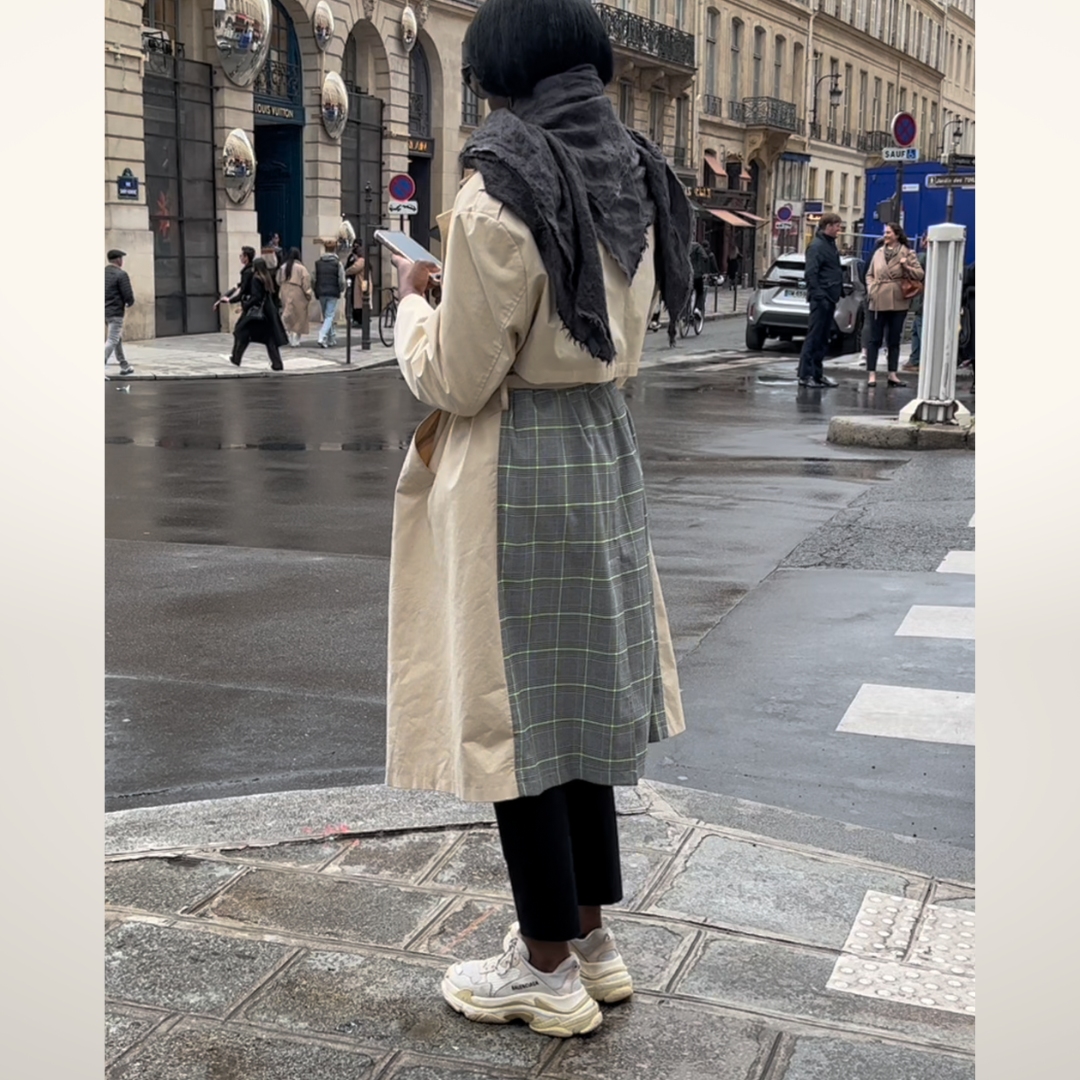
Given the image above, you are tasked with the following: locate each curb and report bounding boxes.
[827,415,975,450]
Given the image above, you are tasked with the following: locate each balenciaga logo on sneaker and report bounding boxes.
[511,979,540,991]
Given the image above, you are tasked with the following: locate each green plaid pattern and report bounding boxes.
[497,382,670,798]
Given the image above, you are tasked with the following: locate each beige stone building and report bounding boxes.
[105,0,974,340]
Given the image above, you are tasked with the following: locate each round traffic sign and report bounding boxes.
[388,173,416,201]
[776,204,793,222]
[891,112,918,148]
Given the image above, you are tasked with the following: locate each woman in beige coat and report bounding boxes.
[864,222,924,387]
[276,248,313,347]
[385,0,691,1039]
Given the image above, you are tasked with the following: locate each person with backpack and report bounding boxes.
[314,240,346,347]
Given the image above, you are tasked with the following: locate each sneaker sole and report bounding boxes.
[579,967,634,1004]
[440,980,602,1037]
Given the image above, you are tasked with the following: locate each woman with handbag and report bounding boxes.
[277,247,313,347]
[864,222,924,387]
[229,257,288,370]
[344,239,370,326]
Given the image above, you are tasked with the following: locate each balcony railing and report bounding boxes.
[857,130,892,153]
[841,129,852,147]
[793,118,806,136]
[254,59,302,105]
[409,91,430,137]
[809,121,822,140]
[702,94,723,117]
[743,97,798,132]
[592,4,695,69]
[728,99,746,123]
[826,125,837,143]
[672,145,689,168]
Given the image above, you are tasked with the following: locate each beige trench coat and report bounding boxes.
[385,171,685,804]
[866,244,923,312]
[277,261,313,336]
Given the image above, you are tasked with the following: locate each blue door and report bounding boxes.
[254,124,303,251]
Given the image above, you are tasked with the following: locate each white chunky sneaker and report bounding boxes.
[441,934,601,1037]
[504,922,633,1004]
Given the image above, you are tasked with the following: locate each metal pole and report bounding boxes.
[894,160,904,227]
[945,155,956,224]
[361,183,372,351]
[345,274,353,363]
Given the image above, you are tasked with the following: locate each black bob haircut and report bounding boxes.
[462,0,614,100]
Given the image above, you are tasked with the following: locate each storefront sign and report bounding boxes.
[408,137,432,157]
[255,101,299,121]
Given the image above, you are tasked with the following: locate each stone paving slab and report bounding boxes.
[105,786,974,1077]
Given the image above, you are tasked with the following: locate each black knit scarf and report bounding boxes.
[460,66,691,362]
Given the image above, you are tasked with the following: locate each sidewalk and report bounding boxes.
[105,781,974,1078]
[111,331,397,381]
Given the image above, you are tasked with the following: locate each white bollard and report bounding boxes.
[899,223,971,425]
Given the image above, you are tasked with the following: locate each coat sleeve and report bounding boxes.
[120,271,135,308]
[804,242,821,292]
[393,203,538,418]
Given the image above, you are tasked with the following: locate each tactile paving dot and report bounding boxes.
[827,891,976,1017]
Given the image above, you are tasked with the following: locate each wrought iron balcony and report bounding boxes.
[728,99,747,123]
[592,4,695,69]
[841,129,852,147]
[254,59,302,105]
[409,91,430,137]
[826,125,837,143]
[809,121,821,140]
[742,97,798,132]
[794,118,806,136]
[702,95,723,117]
[857,130,892,153]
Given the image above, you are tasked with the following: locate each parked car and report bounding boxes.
[745,253,866,354]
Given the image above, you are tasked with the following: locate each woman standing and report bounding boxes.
[344,239,370,326]
[385,0,690,1039]
[230,257,288,370]
[277,247,313,346]
[864,222,924,387]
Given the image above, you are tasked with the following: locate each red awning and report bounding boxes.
[703,150,725,180]
[708,208,754,228]
[736,210,768,223]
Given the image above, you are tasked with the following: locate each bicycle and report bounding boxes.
[378,286,399,348]
[677,295,704,338]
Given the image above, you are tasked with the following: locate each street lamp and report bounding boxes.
[938,120,968,224]
[810,73,842,138]
[939,119,965,160]
[361,182,372,351]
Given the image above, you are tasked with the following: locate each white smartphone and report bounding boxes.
[373,229,441,269]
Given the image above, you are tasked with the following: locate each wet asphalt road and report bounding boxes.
[105,342,975,848]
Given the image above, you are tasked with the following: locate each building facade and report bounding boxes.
[104,0,974,339]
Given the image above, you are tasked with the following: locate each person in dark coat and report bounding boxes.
[215,246,257,312]
[104,249,136,378]
[229,257,288,370]
[797,212,844,388]
[958,261,975,388]
[689,240,709,319]
[726,245,742,290]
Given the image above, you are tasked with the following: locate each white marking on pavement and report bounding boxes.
[828,890,975,1016]
[836,684,975,746]
[895,606,975,641]
[936,550,975,575]
[968,513,975,528]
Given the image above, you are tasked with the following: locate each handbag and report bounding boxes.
[900,277,924,300]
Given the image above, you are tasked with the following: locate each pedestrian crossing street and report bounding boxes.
[836,514,975,747]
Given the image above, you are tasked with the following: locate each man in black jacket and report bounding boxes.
[104,249,136,378]
[797,213,844,388]
[215,246,257,312]
[314,240,346,347]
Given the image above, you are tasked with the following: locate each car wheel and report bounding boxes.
[745,323,767,351]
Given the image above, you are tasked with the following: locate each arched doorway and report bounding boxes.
[253,0,304,251]
[407,43,434,251]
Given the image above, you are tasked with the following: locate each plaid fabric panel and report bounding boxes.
[497,382,669,797]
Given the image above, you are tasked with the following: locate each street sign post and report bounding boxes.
[388,199,419,215]
[388,173,416,202]
[889,112,918,228]
[883,146,919,162]
[947,153,975,169]
[926,174,975,189]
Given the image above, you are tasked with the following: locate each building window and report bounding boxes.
[898,86,906,113]
[873,78,882,129]
[824,170,834,205]
[853,176,861,209]
[792,43,804,114]
[916,12,923,60]
[886,82,894,121]
[839,173,848,209]
[409,41,432,137]
[649,89,666,144]
[773,36,785,100]
[649,0,658,21]
[807,167,818,199]
[965,45,972,90]
[921,99,928,154]
[930,101,938,151]
[857,0,867,30]
[730,19,743,103]
[675,0,686,25]
[674,95,689,163]
[752,27,765,98]
[858,71,867,130]
[619,80,634,126]
[843,64,852,133]
[706,10,719,96]
[142,0,178,40]
[462,80,479,126]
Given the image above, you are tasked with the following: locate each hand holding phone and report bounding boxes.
[377,230,441,301]
[374,229,441,269]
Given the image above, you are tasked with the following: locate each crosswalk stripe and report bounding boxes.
[968,513,975,528]
[836,684,975,746]
[936,550,975,575]
[895,605,975,640]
